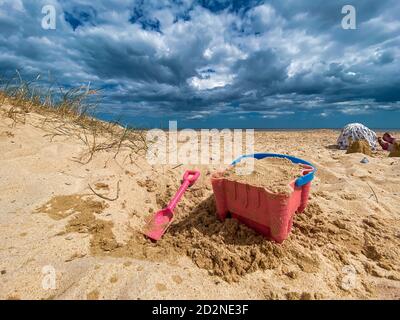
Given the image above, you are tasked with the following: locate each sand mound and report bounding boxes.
[346,139,372,156]
[37,194,321,282]
[222,157,303,194]
[163,197,286,282]
[36,186,400,287]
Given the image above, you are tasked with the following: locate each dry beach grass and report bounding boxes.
[0,87,400,300]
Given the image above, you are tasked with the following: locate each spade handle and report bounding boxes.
[167,170,200,210]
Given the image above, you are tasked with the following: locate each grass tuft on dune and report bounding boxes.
[0,72,148,164]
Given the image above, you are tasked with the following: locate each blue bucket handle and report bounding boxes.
[231,153,316,187]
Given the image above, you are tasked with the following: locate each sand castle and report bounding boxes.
[346,139,373,156]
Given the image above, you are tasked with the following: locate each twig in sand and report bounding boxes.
[366,181,379,203]
[172,163,183,169]
[88,180,120,201]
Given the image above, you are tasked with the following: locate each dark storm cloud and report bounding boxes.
[234,49,288,88]
[0,0,399,122]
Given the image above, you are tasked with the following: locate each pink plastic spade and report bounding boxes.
[144,170,200,241]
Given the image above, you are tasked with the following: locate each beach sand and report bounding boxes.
[1,104,400,300]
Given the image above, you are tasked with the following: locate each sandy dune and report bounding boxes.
[0,106,399,300]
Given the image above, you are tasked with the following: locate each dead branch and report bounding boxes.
[366,181,379,203]
[88,180,120,201]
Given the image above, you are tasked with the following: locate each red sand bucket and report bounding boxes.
[211,153,316,243]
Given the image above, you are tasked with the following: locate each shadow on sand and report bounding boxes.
[167,195,268,246]
[325,144,339,150]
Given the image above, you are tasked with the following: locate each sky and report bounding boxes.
[0,0,399,129]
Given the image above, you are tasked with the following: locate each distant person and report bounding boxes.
[337,123,377,150]
[378,133,397,152]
